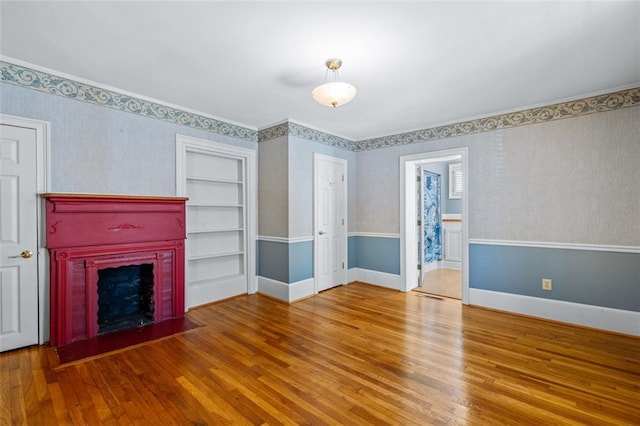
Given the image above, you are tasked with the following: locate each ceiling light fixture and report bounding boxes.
[312,58,356,108]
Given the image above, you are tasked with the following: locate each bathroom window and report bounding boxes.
[449,163,462,199]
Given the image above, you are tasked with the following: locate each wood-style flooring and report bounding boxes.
[2,282,639,425]
[418,268,462,299]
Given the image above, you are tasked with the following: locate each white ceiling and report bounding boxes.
[1,1,639,140]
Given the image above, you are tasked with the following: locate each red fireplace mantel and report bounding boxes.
[42,193,187,347]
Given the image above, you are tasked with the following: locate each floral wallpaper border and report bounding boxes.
[352,87,640,151]
[0,61,258,142]
[258,121,352,150]
[257,122,289,142]
[2,60,638,151]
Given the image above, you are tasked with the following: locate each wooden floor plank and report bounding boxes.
[1,282,638,424]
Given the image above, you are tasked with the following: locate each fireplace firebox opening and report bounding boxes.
[97,263,155,334]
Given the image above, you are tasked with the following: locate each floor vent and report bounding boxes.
[417,294,444,301]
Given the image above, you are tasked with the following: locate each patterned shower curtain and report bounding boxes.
[422,170,442,264]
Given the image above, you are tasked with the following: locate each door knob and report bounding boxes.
[318,231,326,235]
[9,250,33,259]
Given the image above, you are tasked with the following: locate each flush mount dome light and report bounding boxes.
[312,58,357,108]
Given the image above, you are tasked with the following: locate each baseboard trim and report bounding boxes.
[440,260,461,270]
[348,232,400,239]
[469,288,640,336]
[422,262,439,273]
[348,268,401,290]
[289,278,315,302]
[257,276,315,303]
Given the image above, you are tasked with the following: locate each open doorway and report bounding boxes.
[416,160,463,299]
[399,148,469,304]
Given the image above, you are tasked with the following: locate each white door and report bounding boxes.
[177,135,256,308]
[0,124,39,351]
[314,154,347,292]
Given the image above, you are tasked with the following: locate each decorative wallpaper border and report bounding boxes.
[258,121,352,150]
[2,60,638,151]
[258,122,289,142]
[288,122,352,150]
[352,87,640,151]
[0,61,258,142]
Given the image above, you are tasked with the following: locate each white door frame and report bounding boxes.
[175,134,257,308]
[399,147,469,304]
[313,153,348,294]
[1,113,51,344]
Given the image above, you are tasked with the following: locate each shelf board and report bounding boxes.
[188,251,244,261]
[186,176,243,185]
[187,228,244,234]
[188,202,243,208]
[189,273,245,286]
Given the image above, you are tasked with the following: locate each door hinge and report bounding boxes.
[417,264,421,270]
[417,220,421,226]
[342,262,345,269]
[342,218,344,225]
[342,175,344,182]
[416,175,421,182]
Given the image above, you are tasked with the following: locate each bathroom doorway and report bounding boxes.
[399,148,469,304]
[417,161,462,299]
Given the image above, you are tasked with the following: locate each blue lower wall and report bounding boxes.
[257,240,313,284]
[470,244,640,312]
[259,239,639,312]
[257,240,289,283]
[289,241,313,283]
[348,236,400,275]
[258,236,400,284]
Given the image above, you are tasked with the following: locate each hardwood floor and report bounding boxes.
[2,282,639,425]
[418,268,462,299]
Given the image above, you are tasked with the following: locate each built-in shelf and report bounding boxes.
[187,227,244,234]
[183,146,248,306]
[188,202,243,208]
[186,176,243,185]
[189,273,245,286]
[188,251,244,261]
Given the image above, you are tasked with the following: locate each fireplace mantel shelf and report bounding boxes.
[41,193,188,201]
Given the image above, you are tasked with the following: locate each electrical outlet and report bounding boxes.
[542,278,552,291]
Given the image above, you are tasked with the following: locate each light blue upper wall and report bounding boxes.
[1,82,256,195]
[258,136,288,238]
[288,135,357,238]
[356,107,640,247]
